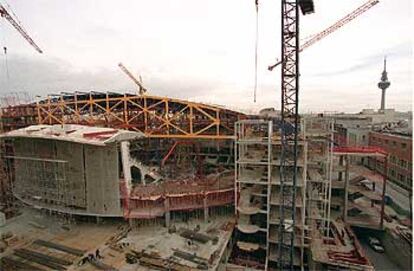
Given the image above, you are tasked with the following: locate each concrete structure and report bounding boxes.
[0,212,5,227]
[0,206,236,271]
[309,221,373,271]
[367,131,412,191]
[330,109,411,130]
[1,124,236,225]
[0,125,143,217]
[231,118,374,270]
[233,120,308,269]
[0,94,405,271]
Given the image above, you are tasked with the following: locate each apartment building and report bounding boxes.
[367,131,412,191]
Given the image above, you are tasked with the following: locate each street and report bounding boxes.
[359,238,401,271]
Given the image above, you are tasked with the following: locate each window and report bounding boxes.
[398,173,405,182]
[385,139,389,144]
[402,143,407,149]
[401,160,407,168]
[390,155,396,163]
[390,169,396,177]
[395,158,401,167]
[393,141,397,146]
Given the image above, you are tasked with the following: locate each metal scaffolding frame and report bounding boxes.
[303,117,334,238]
[7,155,68,207]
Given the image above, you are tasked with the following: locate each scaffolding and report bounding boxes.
[5,154,68,208]
[234,120,307,270]
[0,139,14,216]
[303,117,334,237]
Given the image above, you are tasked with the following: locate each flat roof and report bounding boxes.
[0,124,144,146]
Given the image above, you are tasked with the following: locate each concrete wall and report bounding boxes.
[56,141,86,208]
[85,144,121,215]
[11,138,122,216]
[347,128,369,147]
[14,138,65,205]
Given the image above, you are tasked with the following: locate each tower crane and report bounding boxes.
[276,0,314,269]
[268,0,379,71]
[118,62,147,95]
[0,3,43,53]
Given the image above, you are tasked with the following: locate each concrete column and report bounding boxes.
[338,155,344,182]
[120,141,132,194]
[164,198,171,228]
[203,196,209,223]
[380,156,388,229]
[343,155,349,223]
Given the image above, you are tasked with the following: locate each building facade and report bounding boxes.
[367,131,412,191]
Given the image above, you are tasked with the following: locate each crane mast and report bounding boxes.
[278,0,313,269]
[0,3,43,54]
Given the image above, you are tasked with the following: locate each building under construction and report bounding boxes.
[0,0,411,270]
[0,91,394,271]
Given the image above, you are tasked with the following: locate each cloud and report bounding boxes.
[0,54,224,101]
[309,41,412,77]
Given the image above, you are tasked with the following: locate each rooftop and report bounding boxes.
[0,124,143,146]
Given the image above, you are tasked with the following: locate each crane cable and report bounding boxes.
[253,0,259,103]
[0,18,10,87]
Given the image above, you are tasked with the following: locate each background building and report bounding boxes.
[367,131,412,191]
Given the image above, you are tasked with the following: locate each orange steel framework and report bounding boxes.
[0,92,245,139]
[37,94,243,139]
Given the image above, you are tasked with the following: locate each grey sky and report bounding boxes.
[0,0,412,113]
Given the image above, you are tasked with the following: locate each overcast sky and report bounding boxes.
[0,0,412,113]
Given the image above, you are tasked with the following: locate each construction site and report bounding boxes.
[0,0,412,271]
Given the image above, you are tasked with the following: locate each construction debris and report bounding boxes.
[179,228,217,244]
[13,249,67,270]
[28,221,46,229]
[16,248,73,265]
[89,258,118,271]
[1,256,45,271]
[172,248,209,269]
[126,249,194,271]
[33,239,86,256]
